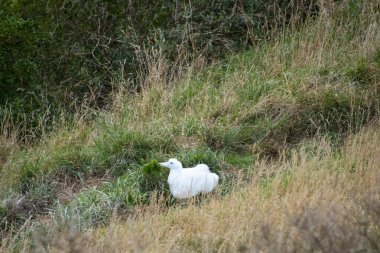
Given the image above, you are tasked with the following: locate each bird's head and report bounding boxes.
[159,158,182,170]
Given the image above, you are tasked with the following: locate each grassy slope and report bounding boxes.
[0,1,380,252]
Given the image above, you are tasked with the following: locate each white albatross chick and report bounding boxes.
[159,158,219,199]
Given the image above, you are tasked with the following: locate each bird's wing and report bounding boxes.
[185,171,219,194]
[198,164,210,171]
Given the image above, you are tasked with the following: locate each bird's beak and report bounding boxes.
[159,162,169,168]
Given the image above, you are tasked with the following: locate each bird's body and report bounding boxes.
[160,159,219,199]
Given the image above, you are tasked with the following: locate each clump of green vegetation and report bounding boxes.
[140,159,169,194]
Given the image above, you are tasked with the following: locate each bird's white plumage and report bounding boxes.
[191,164,210,172]
[159,158,219,199]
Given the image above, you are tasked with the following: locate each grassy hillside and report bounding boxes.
[36,126,379,252]
[0,1,380,252]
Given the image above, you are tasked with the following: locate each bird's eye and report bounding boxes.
[170,162,173,164]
